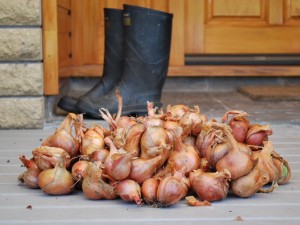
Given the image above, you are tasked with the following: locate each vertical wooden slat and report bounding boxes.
[71,0,83,66]
[150,0,168,11]
[124,0,148,7]
[268,0,284,24]
[185,0,205,54]
[104,0,123,9]
[43,0,59,95]
[168,0,185,66]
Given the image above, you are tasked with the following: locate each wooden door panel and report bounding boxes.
[204,0,300,53]
[212,0,262,16]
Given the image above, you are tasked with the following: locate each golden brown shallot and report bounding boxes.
[129,155,162,184]
[189,169,231,202]
[42,113,80,157]
[123,123,146,157]
[32,146,71,170]
[80,125,105,155]
[141,177,160,204]
[71,160,90,181]
[213,123,254,180]
[231,167,269,198]
[163,127,200,175]
[222,110,250,143]
[166,104,190,121]
[156,171,190,207]
[116,179,143,205]
[104,137,134,181]
[82,161,117,200]
[38,160,75,195]
[246,124,273,146]
[179,105,207,137]
[18,155,41,189]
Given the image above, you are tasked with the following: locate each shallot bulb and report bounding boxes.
[129,155,162,184]
[84,148,109,163]
[195,125,218,158]
[140,123,170,166]
[123,123,146,157]
[205,141,231,168]
[38,160,75,195]
[116,179,142,205]
[179,106,207,137]
[104,137,134,181]
[163,127,200,175]
[166,104,190,121]
[71,160,90,181]
[18,155,41,189]
[80,125,105,156]
[42,113,80,157]
[222,110,250,143]
[82,161,117,200]
[214,123,254,180]
[189,169,231,202]
[231,167,269,198]
[163,120,180,142]
[246,124,273,146]
[141,177,159,204]
[156,171,190,207]
[32,146,70,170]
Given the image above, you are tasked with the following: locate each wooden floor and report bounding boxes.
[0,120,299,225]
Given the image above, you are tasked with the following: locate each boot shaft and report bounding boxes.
[120,5,173,97]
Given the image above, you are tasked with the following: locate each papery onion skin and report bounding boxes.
[82,162,117,200]
[32,146,71,170]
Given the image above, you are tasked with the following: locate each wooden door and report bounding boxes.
[44,0,300,95]
[185,0,300,54]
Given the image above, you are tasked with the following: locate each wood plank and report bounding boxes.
[71,0,83,66]
[43,0,59,95]
[59,64,300,77]
[168,65,300,76]
[168,0,185,66]
[205,26,300,53]
[185,0,204,54]
[268,0,284,24]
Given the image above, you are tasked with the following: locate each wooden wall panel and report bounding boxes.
[43,0,59,95]
[185,0,204,54]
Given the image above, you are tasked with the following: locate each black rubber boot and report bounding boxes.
[77,4,173,118]
[57,8,124,113]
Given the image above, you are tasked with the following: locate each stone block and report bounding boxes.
[0,63,43,96]
[0,0,41,25]
[0,28,42,61]
[0,97,44,129]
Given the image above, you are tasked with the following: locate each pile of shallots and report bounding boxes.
[18,91,291,207]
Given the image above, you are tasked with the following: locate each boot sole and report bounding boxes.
[57,98,80,114]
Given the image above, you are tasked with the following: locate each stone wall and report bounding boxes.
[0,0,44,128]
